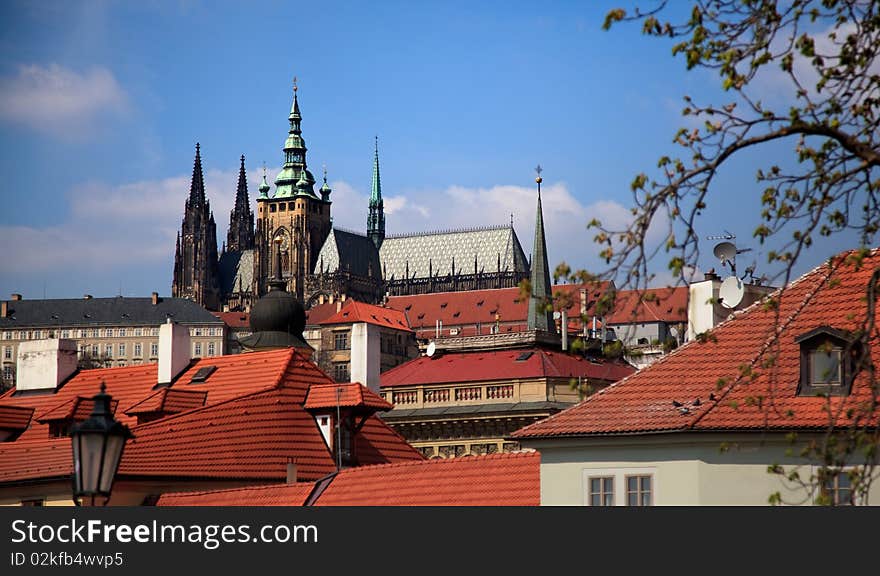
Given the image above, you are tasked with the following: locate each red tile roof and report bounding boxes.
[157,482,317,506]
[385,283,613,339]
[605,286,689,325]
[123,388,207,417]
[304,383,392,411]
[0,405,34,431]
[315,451,540,506]
[156,451,541,506]
[305,301,344,326]
[381,347,635,387]
[317,300,411,331]
[211,311,250,329]
[0,347,422,485]
[513,249,880,438]
[36,397,119,423]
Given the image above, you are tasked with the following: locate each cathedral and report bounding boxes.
[172,83,532,312]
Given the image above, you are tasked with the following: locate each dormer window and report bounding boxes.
[796,326,856,397]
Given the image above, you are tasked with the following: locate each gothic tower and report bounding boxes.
[226,155,255,252]
[172,143,221,310]
[254,81,332,301]
[527,167,555,334]
[367,136,385,249]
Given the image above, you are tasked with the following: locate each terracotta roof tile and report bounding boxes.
[605,286,689,324]
[317,301,411,331]
[381,347,634,387]
[304,383,392,411]
[0,437,72,482]
[0,405,34,431]
[124,388,208,416]
[513,249,880,438]
[211,311,250,329]
[315,451,540,506]
[157,482,317,506]
[36,396,120,423]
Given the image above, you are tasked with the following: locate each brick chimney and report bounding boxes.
[16,339,78,392]
[158,320,191,385]
[286,459,298,484]
[151,292,159,305]
[1,301,6,318]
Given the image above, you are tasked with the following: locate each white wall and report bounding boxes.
[16,339,78,392]
[530,433,880,506]
[350,322,380,392]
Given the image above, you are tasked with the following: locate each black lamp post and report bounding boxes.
[70,382,133,506]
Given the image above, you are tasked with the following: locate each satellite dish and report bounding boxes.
[713,241,737,263]
[426,341,436,357]
[719,276,745,309]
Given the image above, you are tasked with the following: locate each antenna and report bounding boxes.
[719,276,745,309]
[426,341,436,357]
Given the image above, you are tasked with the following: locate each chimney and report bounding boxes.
[83,294,93,300]
[151,292,159,305]
[350,322,380,392]
[561,310,569,351]
[336,300,342,313]
[11,293,22,301]
[16,339,78,392]
[286,459,298,484]
[158,320,191,385]
[1,301,6,318]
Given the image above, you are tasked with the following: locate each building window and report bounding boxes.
[194,342,202,357]
[333,362,349,383]
[133,343,142,358]
[207,342,215,356]
[626,475,653,506]
[78,330,86,338]
[91,329,99,338]
[821,472,853,506]
[105,328,114,338]
[118,328,126,337]
[796,326,855,397]
[151,328,159,336]
[150,342,159,357]
[270,204,277,213]
[33,330,41,339]
[11,331,18,340]
[61,330,69,338]
[334,332,349,350]
[117,344,125,357]
[104,344,113,358]
[208,328,215,336]
[92,345,99,356]
[3,347,10,360]
[135,328,143,337]
[588,477,614,506]
[2,365,13,381]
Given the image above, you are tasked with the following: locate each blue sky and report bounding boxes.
[0,1,865,299]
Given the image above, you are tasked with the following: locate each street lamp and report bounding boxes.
[70,382,133,506]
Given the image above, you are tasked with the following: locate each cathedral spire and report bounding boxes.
[367,136,385,249]
[273,77,314,198]
[189,142,206,206]
[227,154,255,252]
[527,165,555,334]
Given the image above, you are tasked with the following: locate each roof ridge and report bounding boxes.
[163,481,314,500]
[385,224,511,240]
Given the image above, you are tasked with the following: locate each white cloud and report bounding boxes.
[0,63,128,135]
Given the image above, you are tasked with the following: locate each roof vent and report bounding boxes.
[190,365,217,383]
[515,351,535,362]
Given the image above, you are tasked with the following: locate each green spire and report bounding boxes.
[527,165,555,334]
[320,164,332,201]
[274,77,314,198]
[370,135,382,203]
[367,136,385,249]
[259,163,270,199]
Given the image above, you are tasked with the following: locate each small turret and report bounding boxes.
[320,164,332,202]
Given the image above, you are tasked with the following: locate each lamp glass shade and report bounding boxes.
[98,434,126,494]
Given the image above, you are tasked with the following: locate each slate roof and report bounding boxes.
[218,249,254,296]
[158,451,541,506]
[381,347,635,387]
[317,300,411,331]
[513,249,880,439]
[379,225,529,281]
[0,296,222,328]
[313,228,381,280]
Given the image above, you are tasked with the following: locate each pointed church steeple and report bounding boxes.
[227,155,255,252]
[367,136,385,249]
[189,142,206,206]
[274,77,315,198]
[527,165,555,334]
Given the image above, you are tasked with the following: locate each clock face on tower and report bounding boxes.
[273,229,290,251]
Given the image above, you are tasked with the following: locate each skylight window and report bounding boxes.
[190,365,217,383]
